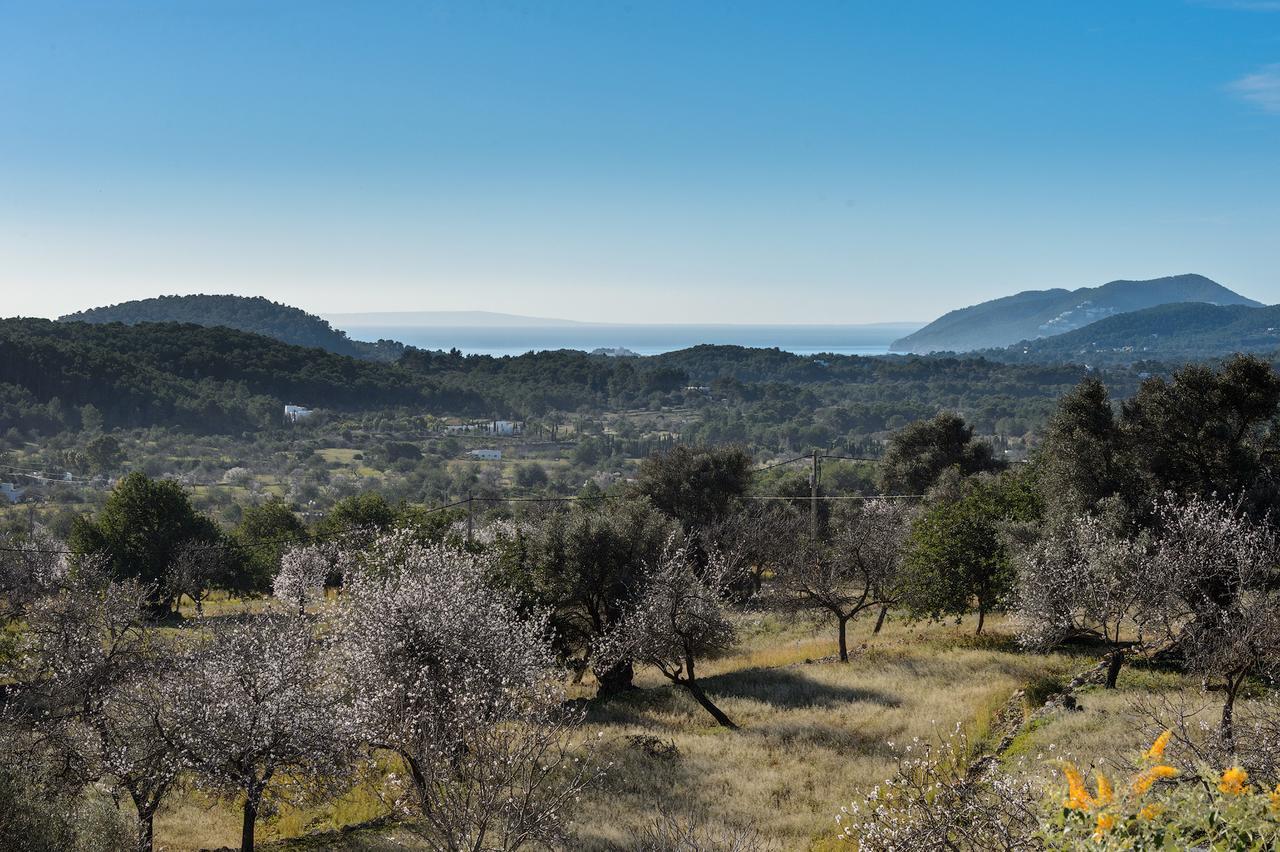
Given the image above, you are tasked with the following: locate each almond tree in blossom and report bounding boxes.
[1145,494,1280,746]
[1014,508,1152,688]
[170,610,349,852]
[601,540,741,729]
[11,559,183,852]
[329,532,597,851]
[0,531,65,620]
[271,543,339,614]
[165,540,228,617]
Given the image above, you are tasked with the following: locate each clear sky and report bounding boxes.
[2,1,1279,323]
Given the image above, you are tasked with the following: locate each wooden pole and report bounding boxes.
[810,449,820,538]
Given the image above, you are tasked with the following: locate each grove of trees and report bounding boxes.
[4,354,1280,849]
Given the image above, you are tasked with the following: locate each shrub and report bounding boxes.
[1023,676,1066,711]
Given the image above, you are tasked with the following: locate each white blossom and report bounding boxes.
[600,538,741,728]
[271,543,338,614]
[328,531,597,850]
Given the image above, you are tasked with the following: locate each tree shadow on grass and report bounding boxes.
[700,667,901,710]
[582,683,695,726]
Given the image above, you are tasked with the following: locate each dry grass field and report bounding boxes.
[135,611,1124,851]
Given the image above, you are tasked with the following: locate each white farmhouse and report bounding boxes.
[467,449,503,461]
[0,482,26,504]
[284,404,315,423]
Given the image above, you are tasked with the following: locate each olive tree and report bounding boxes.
[899,472,1040,634]
[67,472,224,610]
[329,532,596,851]
[879,413,1004,495]
[493,500,678,696]
[601,541,741,729]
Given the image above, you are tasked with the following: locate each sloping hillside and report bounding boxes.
[60,294,404,362]
[987,301,1280,364]
[891,274,1260,353]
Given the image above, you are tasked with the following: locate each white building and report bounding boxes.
[490,420,518,436]
[467,449,503,461]
[284,404,315,423]
[0,482,26,504]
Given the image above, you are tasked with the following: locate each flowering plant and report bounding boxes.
[1041,732,1280,849]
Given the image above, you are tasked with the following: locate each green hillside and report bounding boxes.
[987,301,1280,364]
[0,318,444,432]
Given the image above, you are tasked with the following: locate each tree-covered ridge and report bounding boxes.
[0,318,450,432]
[59,294,404,362]
[0,316,1141,442]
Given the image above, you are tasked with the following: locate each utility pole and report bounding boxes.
[810,449,820,538]
[466,491,474,545]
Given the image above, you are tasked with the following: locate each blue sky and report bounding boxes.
[2,0,1278,323]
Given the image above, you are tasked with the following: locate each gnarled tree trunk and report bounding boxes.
[680,654,736,729]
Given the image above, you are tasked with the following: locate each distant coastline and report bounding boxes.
[332,323,923,358]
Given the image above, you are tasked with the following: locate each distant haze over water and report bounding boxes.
[335,323,923,358]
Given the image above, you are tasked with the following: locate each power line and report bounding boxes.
[750,455,811,475]
[748,453,883,476]
[0,498,474,556]
[741,494,922,501]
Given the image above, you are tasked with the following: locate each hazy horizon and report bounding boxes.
[323,309,927,329]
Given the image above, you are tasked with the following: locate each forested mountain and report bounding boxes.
[891,274,1260,353]
[60,294,404,362]
[985,301,1280,365]
[0,317,1122,443]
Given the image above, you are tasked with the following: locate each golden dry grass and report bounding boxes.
[140,611,1093,851]
[566,613,1085,850]
[144,606,1280,851]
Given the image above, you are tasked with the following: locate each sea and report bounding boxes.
[340,324,917,358]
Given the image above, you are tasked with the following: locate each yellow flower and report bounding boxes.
[1062,762,1094,811]
[1218,766,1251,796]
[1269,782,1280,813]
[1144,730,1172,761]
[1131,764,1179,796]
[1092,812,1115,842]
[1138,803,1164,821]
[1094,771,1114,807]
